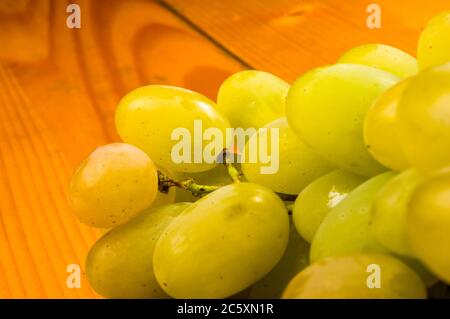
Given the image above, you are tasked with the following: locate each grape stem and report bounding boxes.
[158,171,219,197]
[158,163,295,214]
[157,149,243,197]
[221,149,243,183]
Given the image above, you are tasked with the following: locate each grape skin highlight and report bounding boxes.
[310,171,395,263]
[293,169,366,243]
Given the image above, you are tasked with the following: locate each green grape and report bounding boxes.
[86,203,191,298]
[407,169,450,283]
[69,143,158,228]
[241,118,335,195]
[397,62,450,174]
[363,79,411,171]
[216,70,289,129]
[371,169,420,256]
[249,218,310,299]
[153,183,289,298]
[293,170,366,243]
[310,172,396,263]
[418,11,450,70]
[286,64,399,177]
[115,85,230,173]
[282,254,426,299]
[338,44,418,78]
[175,164,233,202]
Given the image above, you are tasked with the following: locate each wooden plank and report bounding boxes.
[0,0,243,298]
[162,0,450,82]
[2,0,447,299]
[0,62,96,298]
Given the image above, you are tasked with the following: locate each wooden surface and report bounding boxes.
[0,0,448,298]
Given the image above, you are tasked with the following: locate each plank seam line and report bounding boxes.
[157,0,252,69]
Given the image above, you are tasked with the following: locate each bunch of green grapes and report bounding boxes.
[68,80,293,299]
[67,10,450,300]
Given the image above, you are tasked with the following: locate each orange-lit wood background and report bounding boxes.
[0,0,448,298]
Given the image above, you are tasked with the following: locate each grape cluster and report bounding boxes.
[69,11,450,299]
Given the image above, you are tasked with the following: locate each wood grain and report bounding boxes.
[0,0,242,298]
[0,0,448,298]
[162,0,450,82]
[0,62,99,298]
